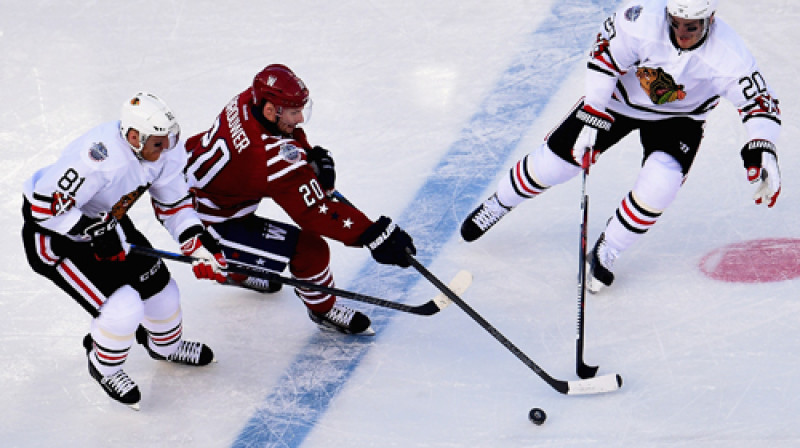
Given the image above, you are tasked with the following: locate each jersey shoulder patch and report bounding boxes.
[88,142,108,161]
[624,5,642,22]
[278,142,303,163]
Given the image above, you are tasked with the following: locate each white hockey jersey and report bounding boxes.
[23,120,201,242]
[585,0,780,144]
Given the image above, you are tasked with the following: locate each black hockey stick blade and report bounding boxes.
[407,252,622,395]
[577,352,599,379]
[129,244,446,316]
[577,172,599,379]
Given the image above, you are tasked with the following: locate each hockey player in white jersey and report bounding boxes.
[22,92,228,409]
[461,0,781,292]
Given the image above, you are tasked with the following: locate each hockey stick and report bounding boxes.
[331,190,619,393]
[407,253,622,395]
[330,190,356,207]
[129,244,448,316]
[577,154,599,379]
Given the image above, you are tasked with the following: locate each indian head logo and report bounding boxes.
[636,67,686,104]
[110,184,150,220]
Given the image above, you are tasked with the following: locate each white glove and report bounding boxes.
[741,140,781,208]
[573,104,613,170]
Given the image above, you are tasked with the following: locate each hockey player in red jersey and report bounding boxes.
[185,64,416,335]
[461,0,781,293]
[22,92,228,409]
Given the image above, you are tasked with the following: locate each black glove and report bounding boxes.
[307,145,336,192]
[358,216,416,268]
[72,212,128,261]
[740,139,781,207]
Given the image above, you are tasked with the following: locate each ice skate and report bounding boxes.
[226,272,282,293]
[461,193,512,242]
[308,302,374,335]
[136,326,215,366]
[83,334,141,410]
[587,233,618,293]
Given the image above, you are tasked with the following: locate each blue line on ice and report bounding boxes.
[232,2,618,446]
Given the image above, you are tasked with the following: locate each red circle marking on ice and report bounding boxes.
[699,238,800,283]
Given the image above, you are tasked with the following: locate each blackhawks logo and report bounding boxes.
[636,67,686,105]
[110,184,150,220]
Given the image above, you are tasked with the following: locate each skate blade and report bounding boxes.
[315,322,376,337]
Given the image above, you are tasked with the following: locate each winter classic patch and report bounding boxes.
[278,142,302,163]
[625,5,642,21]
[89,142,108,161]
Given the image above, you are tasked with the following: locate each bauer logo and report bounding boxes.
[278,142,302,163]
[89,142,108,161]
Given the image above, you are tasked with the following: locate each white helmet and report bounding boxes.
[666,0,718,20]
[119,92,181,157]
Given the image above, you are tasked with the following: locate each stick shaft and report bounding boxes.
[130,244,441,315]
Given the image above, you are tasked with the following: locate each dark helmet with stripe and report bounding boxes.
[252,64,309,110]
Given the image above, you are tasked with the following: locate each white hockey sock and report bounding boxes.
[90,286,143,376]
[603,152,684,256]
[497,143,580,207]
[141,279,183,358]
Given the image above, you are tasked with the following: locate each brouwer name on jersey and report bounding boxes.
[225,96,251,153]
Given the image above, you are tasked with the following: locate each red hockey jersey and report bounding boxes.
[185,88,372,246]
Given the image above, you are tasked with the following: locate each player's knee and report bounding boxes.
[633,152,684,210]
[142,279,181,321]
[290,231,330,277]
[96,285,144,334]
[535,143,582,186]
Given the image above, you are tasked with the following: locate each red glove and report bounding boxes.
[180,230,227,283]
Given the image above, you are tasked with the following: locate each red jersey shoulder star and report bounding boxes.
[343,217,353,229]
[318,203,329,214]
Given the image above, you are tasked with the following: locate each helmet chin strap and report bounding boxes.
[121,127,147,160]
[126,142,146,160]
[702,15,714,38]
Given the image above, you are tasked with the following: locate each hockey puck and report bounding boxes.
[528,408,546,425]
